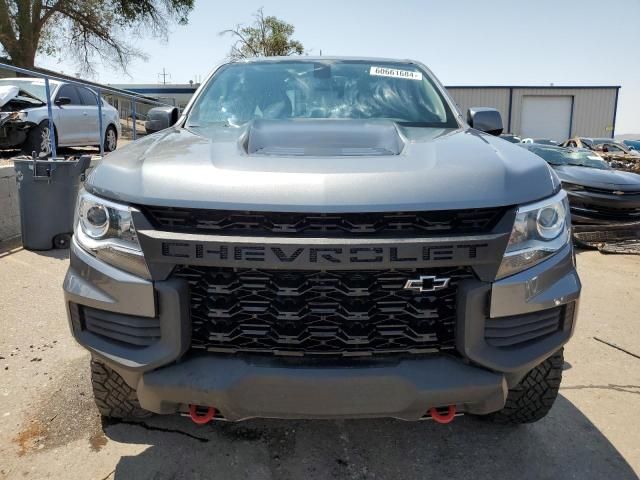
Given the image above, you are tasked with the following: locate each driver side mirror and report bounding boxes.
[467,107,503,136]
[144,106,180,134]
[55,97,71,106]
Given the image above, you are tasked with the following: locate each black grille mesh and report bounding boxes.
[175,266,472,357]
[143,207,506,237]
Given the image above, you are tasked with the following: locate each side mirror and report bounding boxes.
[55,97,71,106]
[144,106,179,134]
[467,107,503,136]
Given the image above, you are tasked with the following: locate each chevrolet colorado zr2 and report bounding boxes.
[63,58,580,425]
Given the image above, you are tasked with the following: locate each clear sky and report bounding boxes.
[37,0,640,133]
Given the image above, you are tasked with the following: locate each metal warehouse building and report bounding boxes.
[446,86,620,141]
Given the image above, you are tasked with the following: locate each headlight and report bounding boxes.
[497,190,570,279]
[3,111,28,121]
[74,189,150,279]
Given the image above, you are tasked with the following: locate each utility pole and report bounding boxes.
[158,68,171,85]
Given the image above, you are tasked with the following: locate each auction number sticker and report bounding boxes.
[370,66,423,81]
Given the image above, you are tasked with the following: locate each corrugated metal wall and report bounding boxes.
[512,88,616,138]
[447,87,511,128]
[446,86,618,139]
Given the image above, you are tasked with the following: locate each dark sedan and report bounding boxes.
[521,144,640,225]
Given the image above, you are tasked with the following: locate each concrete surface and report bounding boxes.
[0,166,20,243]
[0,244,638,480]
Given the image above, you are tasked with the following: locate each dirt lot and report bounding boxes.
[0,244,638,480]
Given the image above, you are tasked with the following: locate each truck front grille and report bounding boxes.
[143,207,506,237]
[174,266,472,357]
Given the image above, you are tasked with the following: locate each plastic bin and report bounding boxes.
[14,155,91,250]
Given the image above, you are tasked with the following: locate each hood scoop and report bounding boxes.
[245,119,405,156]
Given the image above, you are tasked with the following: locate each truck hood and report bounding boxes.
[553,164,640,190]
[87,123,559,212]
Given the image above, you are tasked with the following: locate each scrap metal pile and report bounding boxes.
[597,148,640,174]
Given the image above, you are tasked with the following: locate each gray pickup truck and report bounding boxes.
[63,57,580,425]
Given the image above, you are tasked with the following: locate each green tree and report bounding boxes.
[221,8,304,60]
[0,0,194,73]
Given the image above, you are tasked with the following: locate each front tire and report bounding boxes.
[482,349,564,424]
[91,359,151,420]
[22,121,53,157]
[104,125,117,152]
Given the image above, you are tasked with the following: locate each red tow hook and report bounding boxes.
[189,404,216,425]
[429,405,457,424]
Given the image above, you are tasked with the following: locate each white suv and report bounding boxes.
[0,78,121,156]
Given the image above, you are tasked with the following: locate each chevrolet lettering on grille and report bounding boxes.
[156,241,492,267]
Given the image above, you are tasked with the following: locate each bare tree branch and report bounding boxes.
[0,0,194,74]
[220,8,305,61]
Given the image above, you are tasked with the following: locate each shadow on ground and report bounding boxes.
[104,395,636,480]
[30,247,69,261]
[0,238,70,260]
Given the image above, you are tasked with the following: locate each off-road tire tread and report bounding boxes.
[486,349,563,424]
[91,359,151,419]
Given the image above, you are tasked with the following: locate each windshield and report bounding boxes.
[0,79,51,102]
[186,61,458,128]
[531,147,610,170]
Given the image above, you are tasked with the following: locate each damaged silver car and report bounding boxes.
[0,78,121,156]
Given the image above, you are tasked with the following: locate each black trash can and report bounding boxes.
[14,155,91,250]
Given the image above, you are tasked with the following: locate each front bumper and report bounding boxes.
[64,235,580,419]
[0,119,32,149]
[138,355,506,420]
[567,190,640,224]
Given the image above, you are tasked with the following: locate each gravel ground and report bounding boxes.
[0,244,638,480]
